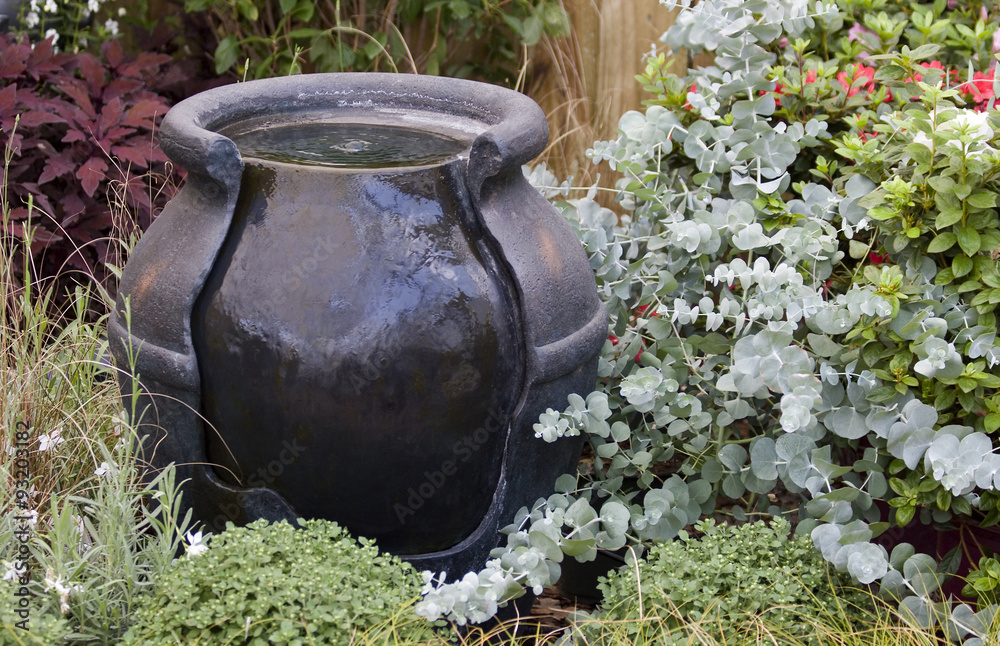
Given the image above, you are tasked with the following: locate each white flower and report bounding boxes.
[911,131,933,150]
[103,19,118,35]
[44,29,58,46]
[24,11,39,27]
[38,429,64,452]
[2,561,25,581]
[42,0,56,12]
[940,110,994,143]
[185,531,208,557]
[43,570,80,615]
[118,7,125,16]
[74,515,92,552]
[95,462,110,477]
[87,0,100,11]
[112,409,128,437]
[23,509,38,527]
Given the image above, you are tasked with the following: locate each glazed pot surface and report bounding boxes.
[192,136,520,553]
[110,74,607,574]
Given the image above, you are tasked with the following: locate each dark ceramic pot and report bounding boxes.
[108,73,607,577]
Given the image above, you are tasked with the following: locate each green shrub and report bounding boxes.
[122,518,440,645]
[579,518,872,645]
[0,580,71,645]
[183,0,570,82]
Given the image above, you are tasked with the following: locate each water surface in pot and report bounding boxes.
[228,121,469,169]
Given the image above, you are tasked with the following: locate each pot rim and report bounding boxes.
[159,73,548,193]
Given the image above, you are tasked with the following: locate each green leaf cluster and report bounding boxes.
[963,555,1000,608]
[185,0,570,82]
[123,519,438,645]
[580,518,871,645]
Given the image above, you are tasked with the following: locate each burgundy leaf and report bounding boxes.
[9,221,62,244]
[0,83,15,112]
[62,210,83,228]
[0,40,28,79]
[98,96,124,134]
[18,111,65,128]
[110,143,152,169]
[62,129,89,143]
[61,192,85,220]
[76,156,108,197]
[101,39,123,70]
[76,53,105,96]
[0,32,184,298]
[104,78,143,102]
[105,126,136,141]
[38,153,76,184]
[122,99,168,128]
[122,52,172,78]
[24,38,67,80]
[58,82,96,119]
[69,208,113,240]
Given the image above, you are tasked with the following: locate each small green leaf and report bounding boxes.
[560,538,596,558]
[596,442,619,459]
[927,232,957,253]
[958,226,982,255]
[291,0,315,21]
[935,208,964,229]
[958,378,978,393]
[953,255,974,278]
[967,191,997,209]
[554,473,578,493]
[286,28,324,39]
[214,35,241,75]
[867,385,901,403]
[935,268,955,285]
[953,496,973,516]
[927,175,956,193]
[237,0,258,20]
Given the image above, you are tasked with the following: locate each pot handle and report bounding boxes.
[466,98,547,201]
[159,111,244,205]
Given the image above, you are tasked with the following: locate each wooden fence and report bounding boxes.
[527,0,684,190]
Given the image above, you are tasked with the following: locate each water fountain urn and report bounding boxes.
[108,73,607,577]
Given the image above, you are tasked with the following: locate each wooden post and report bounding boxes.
[528,0,683,197]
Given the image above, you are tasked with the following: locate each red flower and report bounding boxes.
[837,64,878,97]
[608,334,619,346]
[869,252,888,265]
[632,304,660,321]
[907,60,957,85]
[683,83,697,110]
[770,69,818,107]
[959,71,995,109]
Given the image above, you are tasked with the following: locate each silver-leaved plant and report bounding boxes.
[418,0,1000,641]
